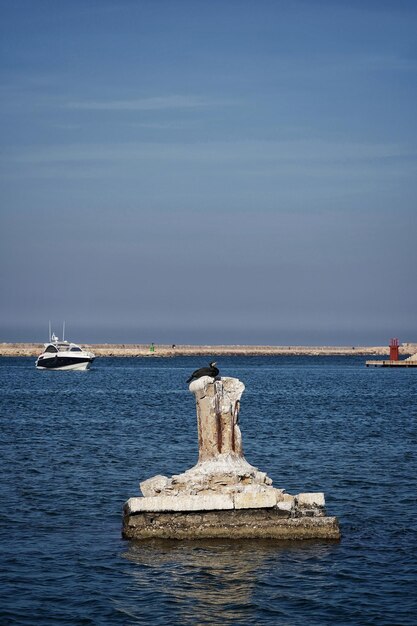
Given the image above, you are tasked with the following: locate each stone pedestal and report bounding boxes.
[123,376,340,540]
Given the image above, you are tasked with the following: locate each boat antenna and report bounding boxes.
[63,321,65,342]
[49,320,51,342]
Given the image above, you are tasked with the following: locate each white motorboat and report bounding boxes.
[36,330,95,371]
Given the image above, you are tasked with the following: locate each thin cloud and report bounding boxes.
[131,120,200,130]
[65,95,224,111]
[4,139,413,165]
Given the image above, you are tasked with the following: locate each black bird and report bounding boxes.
[186,361,219,383]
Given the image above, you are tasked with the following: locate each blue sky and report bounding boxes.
[1,0,416,344]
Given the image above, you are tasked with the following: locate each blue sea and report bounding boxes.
[1,356,416,625]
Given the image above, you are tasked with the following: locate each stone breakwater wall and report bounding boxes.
[2,343,415,357]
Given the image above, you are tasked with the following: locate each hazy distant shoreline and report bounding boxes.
[1,343,416,358]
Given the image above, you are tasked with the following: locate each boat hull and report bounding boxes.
[36,356,94,371]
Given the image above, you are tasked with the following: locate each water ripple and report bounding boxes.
[1,356,416,625]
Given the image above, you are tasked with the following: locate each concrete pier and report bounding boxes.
[366,360,417,367]
[123,375,341,541]
[366,355,417,367]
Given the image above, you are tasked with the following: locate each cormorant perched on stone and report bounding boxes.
[186,361,219,383]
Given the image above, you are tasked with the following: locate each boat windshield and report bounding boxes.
[56,343,71,351]
[44,345,58,353]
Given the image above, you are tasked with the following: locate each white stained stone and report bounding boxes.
[125,494,234,514]
[189,375,215,393]
[140,475,170,497]
[189,376,245,405]
[233,491,277,510]
[297,492,325,507]
[276,501,293,512]
[185,453,258,478]
[217,377,245,414]
[276,490,291,501]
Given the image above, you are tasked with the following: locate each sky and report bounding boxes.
[1,0,416,345]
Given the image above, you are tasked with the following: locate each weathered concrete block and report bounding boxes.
[278,493,296,504]
[140,475,169,497]
[123,508,341,540]
[125,494,234,514]
[297,492,325,508]
[234,491,277,510]
[276,501,293,513]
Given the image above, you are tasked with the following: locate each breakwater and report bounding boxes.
[1,342,416,357]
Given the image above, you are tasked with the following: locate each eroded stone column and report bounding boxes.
[190,376,244,462]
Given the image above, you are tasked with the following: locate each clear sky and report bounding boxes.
[1,0,416,345]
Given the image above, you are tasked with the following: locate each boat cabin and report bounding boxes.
[44,342,82,353]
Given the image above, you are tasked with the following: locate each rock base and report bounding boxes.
[123,508,340,540]
[122,491,341,541]
[123,376,341,541]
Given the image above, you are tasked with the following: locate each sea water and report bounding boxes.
[1,356,416,625]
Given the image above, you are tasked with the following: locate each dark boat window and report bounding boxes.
[45,345,58,353]
[70,346,82,352]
